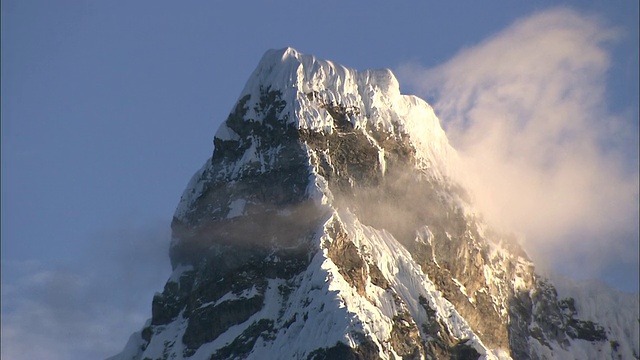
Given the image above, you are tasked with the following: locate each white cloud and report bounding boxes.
[398,8,639,283]
[1,222,172,360]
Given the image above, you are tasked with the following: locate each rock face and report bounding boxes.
[110,48,638,360]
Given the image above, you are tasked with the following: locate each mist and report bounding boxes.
[397,8,639,289]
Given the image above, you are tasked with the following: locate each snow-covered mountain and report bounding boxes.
[110,48,639,360]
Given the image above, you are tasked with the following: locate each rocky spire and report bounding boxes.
[110,48,633,360]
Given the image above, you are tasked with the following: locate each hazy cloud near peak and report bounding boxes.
[398,8,639,282]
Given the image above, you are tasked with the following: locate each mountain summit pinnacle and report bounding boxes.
[111,48,638,360]
[220,47,455,178]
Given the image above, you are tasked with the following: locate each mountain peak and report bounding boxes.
[246,47,402,103]
[217,47,457,181]
[240,47,402,115]
[111,49,639,360]
[265,46,302,62]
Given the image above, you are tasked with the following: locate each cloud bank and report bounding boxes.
[1,222,172,360]
[398,8,639,284]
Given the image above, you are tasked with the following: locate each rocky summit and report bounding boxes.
[110,48,638,360]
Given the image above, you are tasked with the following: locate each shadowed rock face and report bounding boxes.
[114,51,621,360]
[153,88,326,357]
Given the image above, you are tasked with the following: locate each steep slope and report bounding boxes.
[110,48,638,360]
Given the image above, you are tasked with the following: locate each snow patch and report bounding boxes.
[167,264,194,284]
[174,159,210,221]
[214,285,260,307]
[215,122,241,141]
[227,198,246,218]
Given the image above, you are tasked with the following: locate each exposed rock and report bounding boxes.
[306,339,380,360]
[325,219,368,297]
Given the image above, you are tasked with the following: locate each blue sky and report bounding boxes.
[2,2,638,359]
